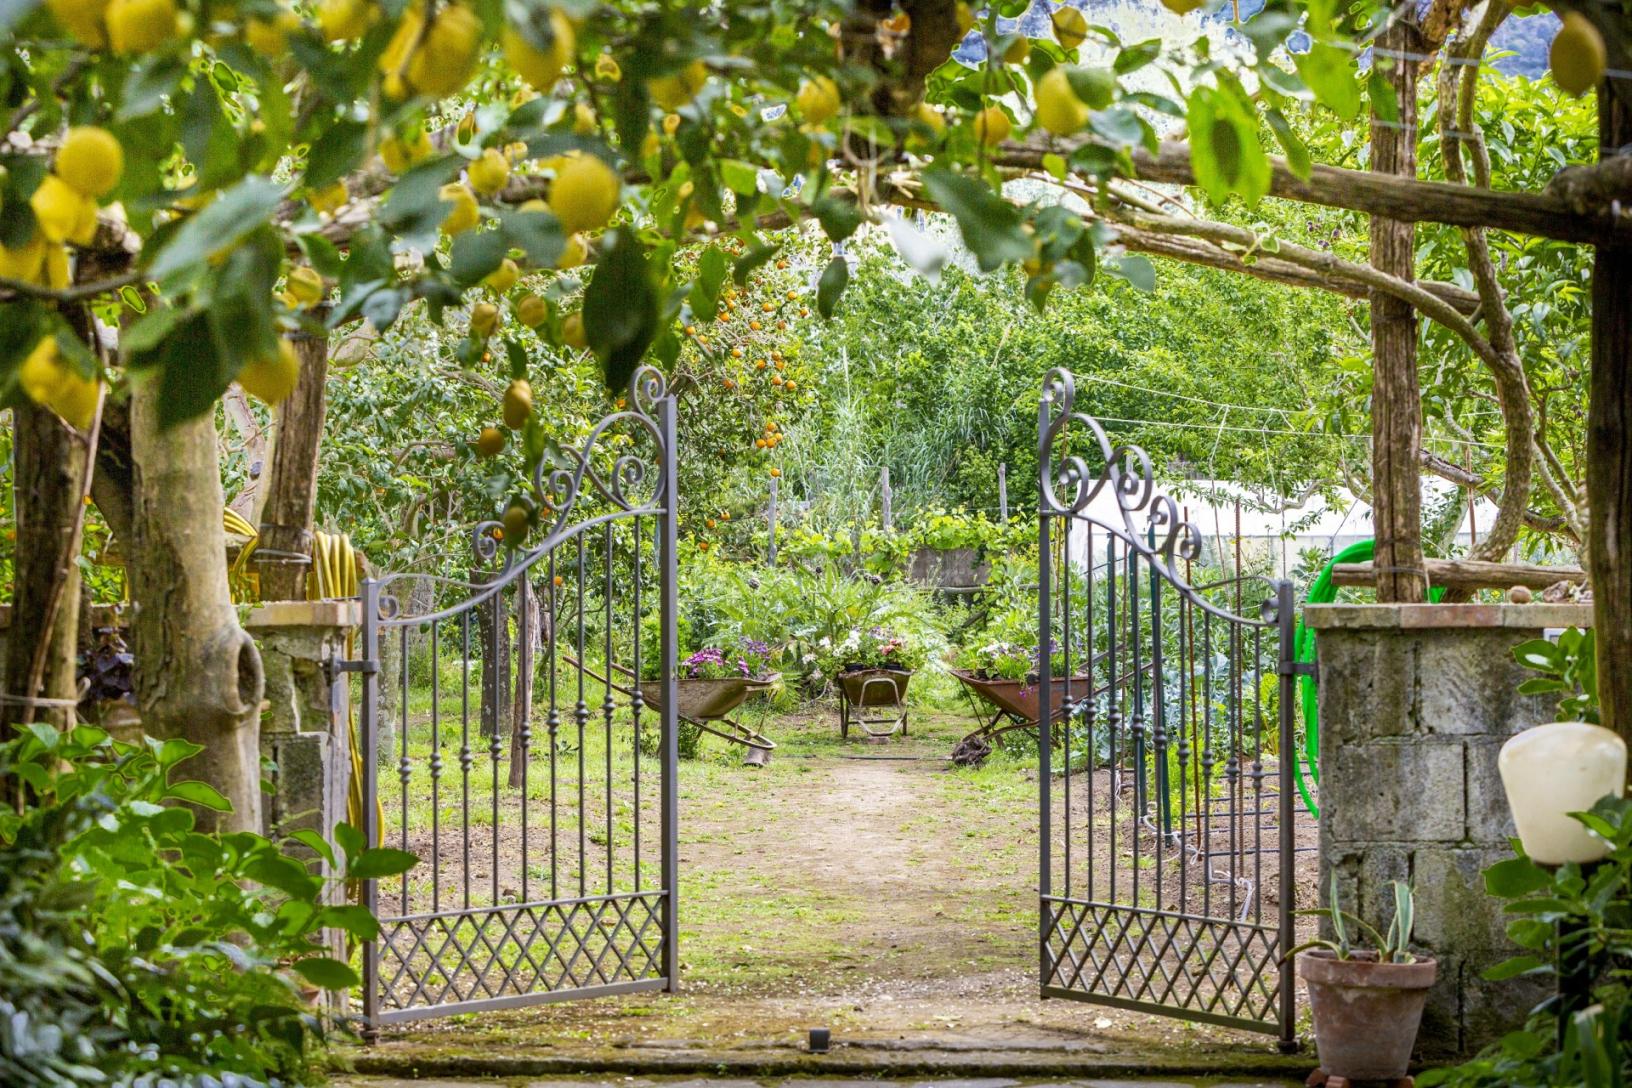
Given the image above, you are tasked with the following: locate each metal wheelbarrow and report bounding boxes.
[837,667,911,739]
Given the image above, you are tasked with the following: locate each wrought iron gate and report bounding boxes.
[1036,369,1300,1048]
[355,366,679,1029]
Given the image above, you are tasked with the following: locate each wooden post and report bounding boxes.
[767,476,778,563]
[880,466,892,530]
[998,462,1009,522]
[1589,86,1632,745]
[1368,20,1428,604]
[256,330,330,602]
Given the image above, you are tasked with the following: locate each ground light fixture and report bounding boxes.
[1497,720,1626,864]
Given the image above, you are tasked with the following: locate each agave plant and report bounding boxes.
[1290,872,1418,964]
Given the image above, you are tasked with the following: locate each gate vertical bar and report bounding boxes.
[1276,578,1298,1051]
[358,576,382,1040]
[1036,395,1053,991]
[658,390,681,990]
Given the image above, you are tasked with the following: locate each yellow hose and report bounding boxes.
[308,530,382,850]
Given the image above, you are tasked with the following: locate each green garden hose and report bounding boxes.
[1293,538,1442,819]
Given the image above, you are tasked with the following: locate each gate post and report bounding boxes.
[358,576,382,1039]
[1036,398,1053,993]
[1275,577,1299,1053]
[657,391,681,990]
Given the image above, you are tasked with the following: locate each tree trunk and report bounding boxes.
[508,576,538,789]
[128,374,265,832]
[1368,21,1428,604]
[2,402,89,739]
[256,331,331,602]
[475,569,511,740]
[1589,86,1632,744]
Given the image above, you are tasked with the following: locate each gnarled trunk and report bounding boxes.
[128,373,265,832]
[1368,21,1428,603]
[256,330,331,602]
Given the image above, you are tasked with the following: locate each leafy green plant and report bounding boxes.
[0,724,416,1087]
[1514,627,1600,724]
[1290,872,1418,964]
[1418,795,1632,1088]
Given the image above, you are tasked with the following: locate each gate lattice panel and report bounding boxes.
[357,367,680,1029]
[1036,368,1300,1047]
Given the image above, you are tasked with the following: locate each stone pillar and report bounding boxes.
[1308,602,1594,1058]
[245,600,361,863]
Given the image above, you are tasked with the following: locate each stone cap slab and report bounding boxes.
[244,599,360,629]
[1305,602,1594,631]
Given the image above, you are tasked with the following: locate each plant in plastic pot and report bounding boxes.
[1293,876,1437,1085]
[1503,629,1627,865]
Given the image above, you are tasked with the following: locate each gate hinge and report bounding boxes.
[324,656,379,680]
[1281,660,1317,681]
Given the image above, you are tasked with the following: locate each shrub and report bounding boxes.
[0,724,416,1087]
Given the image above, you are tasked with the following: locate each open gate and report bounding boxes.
[1036,369,1300,1049]
[355,366,679,1030]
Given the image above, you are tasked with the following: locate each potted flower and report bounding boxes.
[1501,628,1627,865]
[1294,876,1437,1085]
[809,625,925,717]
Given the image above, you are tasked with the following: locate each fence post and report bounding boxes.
[357,577,381,1039]
[881,466,892,530]
[767,476,778,564]
[999,462,1009,522]
[657,392,680,990]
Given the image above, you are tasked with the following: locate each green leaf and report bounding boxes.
[1065,66,1117,110]
[1112,255,1156,291]
[316,903,381,940]
[812,194,863,244]
[498,207,565,268]
[287,829,336,867]
[1186,86,1270,207]
[333,821,365,862]
[816,255,849,319]
[244,854,322,900]
[448,229,507,286]
[583,227,660,393]
[1264,108,1312,180]
[347,846,420,880]
[1481,954,1546,981]
[1114,39,1161,74]
[147,177,286,281]
[1368,67,1401,126]
[689,244,729,319]
[720,159,760,197]
[1484,856,1552,898]
[304,120,369,190]
[733,242,781,286]
[291,956,360,990]
[1295,43,1362,122]
[921,170,1032,273]
[167,780,232,811]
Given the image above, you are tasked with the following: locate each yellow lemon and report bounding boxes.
[557,232,586,269]
[286,265,324,306]
[318,0,373,40]
[1003,36,1030,64]
[30,176,98,246]
[1551,12,1606,97]
[245,7,298,54]
[972,105,1012,147]
[1159,0,1205,12]
[19,338,98,430]
[308,180,348,215]
[407,3,481,97]
[548,153,619,233]
[648,60,707,109]
[380,134,414,173]
[43,242,70,289]
[1036,66,1089,135]
[640,130,660,159]
[573,101,597,135]
[955,1,974,35]
[238,340,302,405]
[56,127,124,199]
[796,75,841,125]
[476,425,507,457]
[516,293,548,327]
[379,5,424,82]
[468,147,510,195]
[105,0,178,53]
[483,257,520,293]
[438,182,480,234]
[594,52,621,81]
[470,301,499,338]
[502,378,533,428]
[47,0,111,47]
[1052,6,1088,51]
[912,101,946,138]
[561,311,587,349]
[503,11,575,91]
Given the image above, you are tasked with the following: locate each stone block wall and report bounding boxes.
[1308,602,1593,1059]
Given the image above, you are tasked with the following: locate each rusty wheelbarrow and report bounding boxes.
[836,667,911,739]
[949,669,1093,766]
[563,653,779,763]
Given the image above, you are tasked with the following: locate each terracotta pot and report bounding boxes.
[1302,949,1437,1081]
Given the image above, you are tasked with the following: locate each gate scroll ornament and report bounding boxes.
[354,365,680,1031]
[1036,368,1301,1048]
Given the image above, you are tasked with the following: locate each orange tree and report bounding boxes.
[4,0,1631,809]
